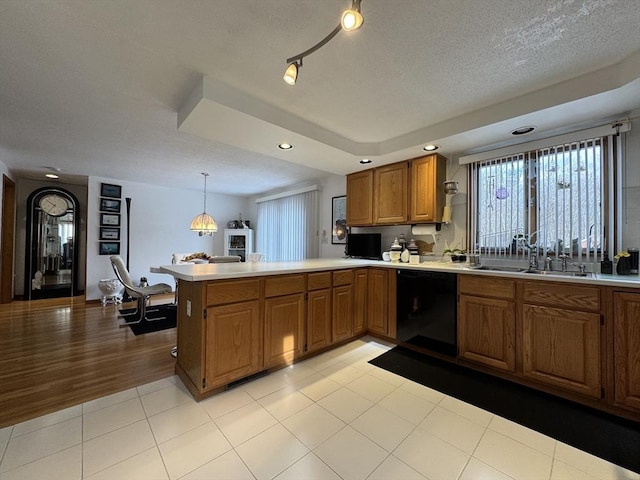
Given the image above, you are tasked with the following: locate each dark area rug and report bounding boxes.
[119,304,177,336]
[369,346,640,473]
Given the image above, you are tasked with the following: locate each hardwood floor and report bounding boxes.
[0,295,176,428]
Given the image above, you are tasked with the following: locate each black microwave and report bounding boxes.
[346,233,382,260]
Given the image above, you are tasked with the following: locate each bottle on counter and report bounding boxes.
[600,253,613,274]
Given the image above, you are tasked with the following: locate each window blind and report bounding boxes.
[469,135,615,263]
[256,190,319,262]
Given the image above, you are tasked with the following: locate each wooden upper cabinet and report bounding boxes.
[410,154,446,223]
[346,170,373,226]
[373,161,409,224]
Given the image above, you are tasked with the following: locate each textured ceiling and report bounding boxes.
[0,0,639,196]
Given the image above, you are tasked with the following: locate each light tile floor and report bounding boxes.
[0,337,638,480]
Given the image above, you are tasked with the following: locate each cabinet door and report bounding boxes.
[307,288,332,353]
[367,268,389,335]
[410,154,446,223]
[374,162,409,224]
[332,284,353,342]
[353,269,368,334]
[458,295,516,372]
[522,304,601,398]
[205,300,262,390]
[265,293,305,367]
[613,292,640,410]
[346,170,373,226]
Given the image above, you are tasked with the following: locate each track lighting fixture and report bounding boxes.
[283,0,364,85]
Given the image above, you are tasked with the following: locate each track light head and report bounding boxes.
[283,61,300,86]
[341,0,363,31]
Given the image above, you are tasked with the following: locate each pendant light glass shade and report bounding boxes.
[190,173,218,236]
[283,62,299,85]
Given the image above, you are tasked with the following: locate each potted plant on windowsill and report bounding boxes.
[444,248,467,263]
[615,250,631,275]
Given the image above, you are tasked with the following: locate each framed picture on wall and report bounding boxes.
[99,242,120,255]
[100,213,120,226]
[100,183,122,198]
[99,227,120,241]
[99,197,121,213]
[332,195,347,244]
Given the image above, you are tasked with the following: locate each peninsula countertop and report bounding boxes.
[158,258,640,289]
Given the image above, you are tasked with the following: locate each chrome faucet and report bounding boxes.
[558,254,572,272]
[544,256,553,271]
[527,244,539,271]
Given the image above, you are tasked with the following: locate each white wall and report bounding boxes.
[318,175,349,259]
[0,159,9,229]
[622,110,640,250]
[85,176,250,300]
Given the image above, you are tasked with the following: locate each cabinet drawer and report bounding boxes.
[523,282,600,312]
[265,274,305,297]
[206,279,260,306]
[308,271,332,291]
[459,275,515,300]
[333,269,353,286]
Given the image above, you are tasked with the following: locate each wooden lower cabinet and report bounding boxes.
[613,292,640,411]
[332,270,354,342]
[264,293,305,367]
[204,300,263,390]
[353,269,368,334]
[307,288,332,353]
[522,304,601,398]
[332,284,353,342]
[458,295,516,372]
[367,268,390,335]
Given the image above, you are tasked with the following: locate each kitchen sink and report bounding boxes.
[470,265,527,273]
[521,269,594,278]
[471,266,594,278]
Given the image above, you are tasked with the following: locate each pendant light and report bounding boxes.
[190,172,218,236]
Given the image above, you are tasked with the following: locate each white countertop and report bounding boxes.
[157,258,640,289]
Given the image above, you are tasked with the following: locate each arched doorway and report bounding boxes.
[24,187,80,300]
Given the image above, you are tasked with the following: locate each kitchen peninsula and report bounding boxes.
[160,259,640,421]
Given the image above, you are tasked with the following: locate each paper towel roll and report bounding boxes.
[442,205,452,223]
[412,224,439,235]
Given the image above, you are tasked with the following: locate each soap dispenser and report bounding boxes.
[600,252,613,274]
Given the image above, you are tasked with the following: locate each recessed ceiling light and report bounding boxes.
[422,144,439,151]
[360,159,372,164]
[45,173,59,179]
[511,126,535,135]
[278,143,293,150]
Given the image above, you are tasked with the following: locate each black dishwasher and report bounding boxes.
[396,270,458,356]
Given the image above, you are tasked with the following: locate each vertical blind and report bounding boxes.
[256,189,319,262]
[469,135,614,263]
